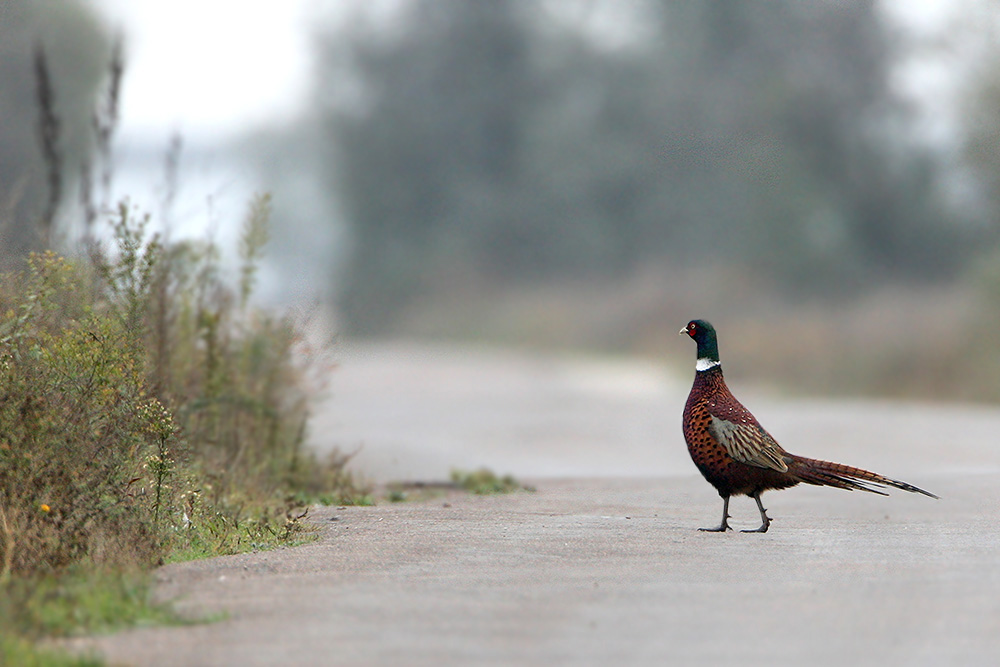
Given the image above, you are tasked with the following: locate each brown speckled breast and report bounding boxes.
[682,367,799,497]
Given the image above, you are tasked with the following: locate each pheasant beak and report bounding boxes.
[678,326,688,336]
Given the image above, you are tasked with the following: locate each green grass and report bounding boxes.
[0,568,185,666]
[0,566,218,666]
[2,570,180,639]
[0,634,102,667]
[450,468,533,495]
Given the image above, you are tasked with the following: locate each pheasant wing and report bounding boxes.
[707,412,789,473]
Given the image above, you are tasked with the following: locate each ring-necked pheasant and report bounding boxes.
[680,319,937,533]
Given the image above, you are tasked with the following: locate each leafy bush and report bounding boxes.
[0,251,164,576]
[0,196,363,649]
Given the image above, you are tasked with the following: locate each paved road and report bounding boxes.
[75,343,1000,665]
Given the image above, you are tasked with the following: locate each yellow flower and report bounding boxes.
[40,504,51,513]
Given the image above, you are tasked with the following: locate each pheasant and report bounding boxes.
[679,319,937,533]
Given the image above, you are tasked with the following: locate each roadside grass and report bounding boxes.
[0,568,182,638]
[0,634,102,667]
[0,200,366,661]
[380,468,533,503]
[450,468,534,495]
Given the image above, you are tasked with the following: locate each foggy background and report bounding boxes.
[5,0,1000,400]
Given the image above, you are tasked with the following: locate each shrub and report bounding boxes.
[0,196,362,586]
[0,251,165,576]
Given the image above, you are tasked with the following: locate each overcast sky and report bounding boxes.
[89,0,964,147]
[91,0,322,144]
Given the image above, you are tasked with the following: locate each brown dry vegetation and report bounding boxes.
[394,261,997,404]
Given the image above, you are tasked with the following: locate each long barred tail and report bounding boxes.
[788,455,939,499]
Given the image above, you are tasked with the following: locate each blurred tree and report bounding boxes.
[961,2,1000,231]
[644,0,969,289]
[313,0,974,333]
[957,0,1000,324]
[0,0,110,262]
[321,0,540,331]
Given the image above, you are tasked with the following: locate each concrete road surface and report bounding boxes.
[72,342,1000,666]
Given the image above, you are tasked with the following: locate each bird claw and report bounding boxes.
[699,514,732,532]
[740,523,769,533]
[699,524,732,532]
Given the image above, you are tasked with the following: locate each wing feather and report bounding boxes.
[708,413,789,473]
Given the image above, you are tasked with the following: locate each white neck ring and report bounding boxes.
[696,358,720,372]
